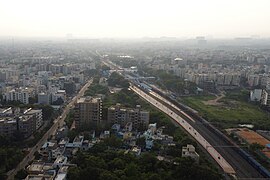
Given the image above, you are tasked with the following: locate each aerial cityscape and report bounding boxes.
[1,0,270,180]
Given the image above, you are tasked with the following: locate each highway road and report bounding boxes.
[131,85,264,178]
[150,87,264,177]
[7,79,93,180]
[130,85,235,175]
[102,58,265,178]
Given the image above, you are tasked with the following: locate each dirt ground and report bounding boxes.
[202,92,225,106]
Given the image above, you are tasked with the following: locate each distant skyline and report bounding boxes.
[0,0,270,38]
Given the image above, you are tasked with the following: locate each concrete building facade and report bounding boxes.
[108,104,149,130]
[74,97,102,128]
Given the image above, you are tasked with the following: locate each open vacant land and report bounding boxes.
[182,95,270,129]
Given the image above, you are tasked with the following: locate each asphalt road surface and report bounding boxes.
[102,59,265,178]
[132,85,263,178]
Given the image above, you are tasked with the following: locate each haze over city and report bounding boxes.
[2,0,270,180]
[1,0,270,38]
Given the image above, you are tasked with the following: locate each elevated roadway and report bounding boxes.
[130,85,236,175]
[102,58,265,178]
[131,85,264,178]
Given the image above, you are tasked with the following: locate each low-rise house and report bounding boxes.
[40,141,64,160]
[26,162,56,180]
[131,146,141,156]
[56,126,69,141]
[111,124,121,133]
[182,144,200,163]
[26,157,69,180]
[55,166,69,180]
[146,139,154,149]
[66,136,84,148]
[53,156,68,169]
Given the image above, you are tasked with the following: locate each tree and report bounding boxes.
[52,98,64,105]
[0,167,7,180]
[15,169,28,180]
[34,151,41,160]
[107,72,129,88]
[100,170,119,180]
[12,130,24,141]
[139,153,157,172]
[67,167,80,180]
[104,135,122,148]
[29,95,38,104]
[101,65,111,71]
[108,158,126,170]
[124,163,140,178]
[136,137,145,147]
[40,105,54,121]
[0,135,10,146]
[67,130,78,141]
[250,143,264,152]
[143,173,162,180]
[89,143,107,154]
[65,111,74,129]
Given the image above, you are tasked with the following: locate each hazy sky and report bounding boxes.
[0,0,270,38]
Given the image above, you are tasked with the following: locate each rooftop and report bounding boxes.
[27,162,45,172]
[0,117,16,124]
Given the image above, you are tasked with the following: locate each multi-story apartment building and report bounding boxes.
[3,87,34,104]
[51,90,66,104]
[0,117,17,137]
[38,92,50,105]
[0,115,35,138]
[18,115,36,138]
[24,108,43,130]
[0,107,43,138]
[74,97,102,128]
[108,104,149,130]
[0,68,19,82]
[261,89,270,106]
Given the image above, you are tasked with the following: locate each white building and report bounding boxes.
[53,156,68,168]
[250,89,263,102]
[3,87,33,104]
[261,90,270,106]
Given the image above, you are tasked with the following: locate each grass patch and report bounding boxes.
[182,95,270,129]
